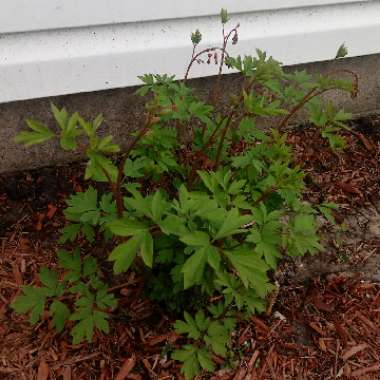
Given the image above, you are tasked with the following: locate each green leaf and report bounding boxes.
[79,210,100,225]
[245,293,266,314]
[191,29,202,45]
[78,115,94,136]
[65,187,98,218]
[59,224,81,243]
[123,191,152,218]
[60,112,80,151]
[225,247,270,296]
[39,267,58,290]
[151,191,169,222]
[204,320,230,357]
[140,232,154,267]
[99,193,117,215]
[83,257,98,277]
[93,310,110,333]
[93,114,104,131]
[182,246,208,289]
[58,249,81,271]
[85,152,118,183]
[159,215,188,236]
[180,231,210,247]
[50,300,70,332]
[51,103,69,130]
[11,286,48,325]
[82,224,95,242]
[228,179,246,195]
[214,208,251,240]
[197,349,215,372]
[97,135,120,153]
[58,249,82,282]
[89,275,106,290]
[71,317,94,344]
[207,245,221,271]
[172,345,200,380]
[220,8,229,24]
[107,218,148,237]
[174,312,201,339]
[69,294,99,344]
[256,241,281,269]
[14,119,55,147]
[194,310,209,331]
[96,289,117,309]
[69,282,90,296]
[124,158,146,178]
[248,218,282,269]
[197,171,215,193]
[109,237,140,274]
[335,43,348,59]
[238,118,269,142]
[285,213,323,256]
[317,202,338,224]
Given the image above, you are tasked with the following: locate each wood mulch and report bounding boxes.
[0,117,379,379]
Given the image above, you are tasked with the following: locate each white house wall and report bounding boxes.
[0,0,363,33]
[0,1,379,103]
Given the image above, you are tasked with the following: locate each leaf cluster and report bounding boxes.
[12,250,117,344]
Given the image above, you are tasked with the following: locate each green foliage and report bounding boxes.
[335,43,348,59]
[308,101,352,149]
[317,202,338,224]
[191,29,202,46]
[220,8,229,24]
[12,253,117,344]
[60,187,117,243]
[13,9,355,379]
[14,119,55,146]
[173,309,235,379]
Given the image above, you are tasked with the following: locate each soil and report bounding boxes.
[0,117,379,379]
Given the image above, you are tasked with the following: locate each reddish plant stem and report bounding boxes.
[211,26,239,106]
[326,69,359,98]
[252,187,277,208]
[278,88,319,131]
[204,117,226,148]
[115,114,156,217]
[200,122,207,140]
[212,77,256,169]
[184,47,227,83]
[279,71,358,131]
[213,110,236,170]
[101,168,120,208]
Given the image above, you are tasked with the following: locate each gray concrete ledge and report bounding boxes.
[1,54,379,174]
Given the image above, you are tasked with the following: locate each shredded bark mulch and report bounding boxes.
[0,117,379,379]
[289,116,380,208]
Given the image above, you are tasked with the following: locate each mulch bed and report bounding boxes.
[289,116,380,208]
[0,117,379,379]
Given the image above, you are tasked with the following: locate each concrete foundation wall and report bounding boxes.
[1,53,379,174]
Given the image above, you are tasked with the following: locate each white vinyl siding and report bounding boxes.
[0,1,378,103]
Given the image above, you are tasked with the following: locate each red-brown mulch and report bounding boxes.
[1,232,379,380]
[229,276,380,380]
[289,116,380,208]
[0,118,380,379]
